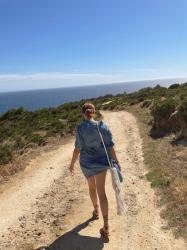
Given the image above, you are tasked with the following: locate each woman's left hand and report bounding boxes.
[69,163,75,175]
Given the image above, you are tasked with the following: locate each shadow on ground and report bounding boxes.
[170,138,187,147]
[36,218,106,250]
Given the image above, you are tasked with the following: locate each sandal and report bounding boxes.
[100,225,109,238]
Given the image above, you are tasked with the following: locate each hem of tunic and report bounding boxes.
[80,164,110,178]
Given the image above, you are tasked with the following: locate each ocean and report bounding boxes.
[0,79,183,115]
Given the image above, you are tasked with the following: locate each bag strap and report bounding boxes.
[96,121,113,169]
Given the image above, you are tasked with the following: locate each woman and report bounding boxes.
[69,102,120,237]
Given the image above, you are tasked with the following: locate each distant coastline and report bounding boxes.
[0,78,186,114]
[1,77,187,94]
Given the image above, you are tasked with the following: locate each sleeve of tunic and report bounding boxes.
[75,125,84,149]
[106,127,115,148]
[101,122,115,148]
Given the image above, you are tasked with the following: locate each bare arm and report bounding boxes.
[69,148,80,174]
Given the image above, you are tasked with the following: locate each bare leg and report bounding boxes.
[87,176,99,213]
[95,170,109,233]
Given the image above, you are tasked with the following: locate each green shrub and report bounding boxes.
[27,134,46,146]
[141,99,152,108]
[181,82,187,87]
[168,83,180,89]
[178,99,187,123]
[129,99,140,105]
[151,98,176,119]
[180,93,187,101]
[14,137,25,149]
[146,170,170,188]
[0,144,12,164]
[0,107,26,121]
[138,97,145,102]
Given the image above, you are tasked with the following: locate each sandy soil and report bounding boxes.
[0,111,186,250]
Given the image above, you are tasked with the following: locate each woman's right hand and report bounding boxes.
[69,148,80,176]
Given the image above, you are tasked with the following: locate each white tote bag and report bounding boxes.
[96,121,127,215]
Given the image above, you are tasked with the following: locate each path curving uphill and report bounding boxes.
[0,111,186,250]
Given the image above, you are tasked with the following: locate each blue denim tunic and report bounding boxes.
[75,119,114,178]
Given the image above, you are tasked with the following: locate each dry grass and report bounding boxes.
[128,104,187,239]
[0,134,72,184]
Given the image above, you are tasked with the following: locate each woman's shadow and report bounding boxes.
[36,217,106,250]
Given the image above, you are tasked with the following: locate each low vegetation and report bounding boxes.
[128,105,187,239]
[98,82,187,140]
[0,81,186,238]
[0,101,101,178]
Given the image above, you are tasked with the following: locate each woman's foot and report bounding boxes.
[100,225,109,238]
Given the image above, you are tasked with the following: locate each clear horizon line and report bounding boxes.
[0,77,187,94]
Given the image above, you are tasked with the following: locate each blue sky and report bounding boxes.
[0,0,186,92]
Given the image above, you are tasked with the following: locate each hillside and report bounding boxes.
[1,82,186,173]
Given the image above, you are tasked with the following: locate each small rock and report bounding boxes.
[19,215,26,221]
[53,219,60,226]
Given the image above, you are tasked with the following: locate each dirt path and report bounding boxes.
[0,111,186,250]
